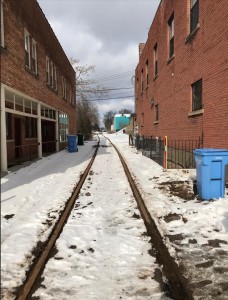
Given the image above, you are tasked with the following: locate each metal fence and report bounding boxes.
[135,135,202,169]
[167,138,202,169]
[135,135,164,167]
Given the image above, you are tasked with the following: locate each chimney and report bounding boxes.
[139,43,145,58]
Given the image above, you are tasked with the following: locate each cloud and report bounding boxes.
[37,0,160,122]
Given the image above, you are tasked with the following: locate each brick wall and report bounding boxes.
[135,0,228,149]
[1,0,76,135]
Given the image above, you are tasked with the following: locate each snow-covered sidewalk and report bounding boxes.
[108,131,228,299]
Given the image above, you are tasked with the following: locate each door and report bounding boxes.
[14,118,22,158]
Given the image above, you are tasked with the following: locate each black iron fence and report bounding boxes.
[167,138,202,169]
[135,135,164,167]
[135,135,202,169]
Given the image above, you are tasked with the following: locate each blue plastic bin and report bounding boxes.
[194,148,228,200]
[67,135,78,153]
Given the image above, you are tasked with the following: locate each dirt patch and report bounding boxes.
[163,213,182,223]
[4,214,15,220]
[132,212,140,219]
[207,239,227,248]
[69,245,77,249]
[31,241,46,258]
[167,233,184,242]
[159,181,195,200]
[195,261,214,268]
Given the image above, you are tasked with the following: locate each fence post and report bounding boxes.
[164,136,168,170]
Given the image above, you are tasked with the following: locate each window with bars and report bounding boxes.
[154,43,158,77]
[192,79,202,111]
[190,0,199,33]
[168,14,174,58]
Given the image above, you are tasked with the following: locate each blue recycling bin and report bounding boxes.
[67,135,78,153]
[194,148,228,200]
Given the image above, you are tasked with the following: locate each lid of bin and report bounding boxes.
[194,148,228,155]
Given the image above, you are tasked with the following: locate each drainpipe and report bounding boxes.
[37,102,42,158]
[1,85,7,172]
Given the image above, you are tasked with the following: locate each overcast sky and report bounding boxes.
[37,0,160,124]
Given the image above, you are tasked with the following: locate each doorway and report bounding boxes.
[41,120,56,154]
[14,118,22,158]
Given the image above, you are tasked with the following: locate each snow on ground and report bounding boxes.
[1,131,228,299]
[107,131,228,299]
[33,137,170,300]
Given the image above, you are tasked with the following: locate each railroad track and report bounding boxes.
[15,135,193,300]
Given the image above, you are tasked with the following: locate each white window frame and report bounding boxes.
[1,0,4,47]
[59,112,69,142]
[46,56,50,84]
[24,30,31,68]
[62,77,67,100]
[50,61,54,87]
[53,66,57,90]
[31,39,37,74]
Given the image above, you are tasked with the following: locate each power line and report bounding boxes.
[80,95,134,101]
[77,87,133,93]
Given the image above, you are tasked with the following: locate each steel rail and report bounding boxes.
[16,138,100,300]
[107,137,193,300]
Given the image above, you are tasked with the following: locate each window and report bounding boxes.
[50,61,53,87]
[59,113,68,142]
[146,60,149,86]
[141,69,144,93]
[6,113,12,139]
[24,30,38,74]
[192,79,202,111]
[46,56,57,90]
[53,66,57,90]
[25,117,37,138]
[24,31,31,68]
[154,43,158,77]
[1,0,4,47]
[155,104,159,122]
[46,56,50,84]
[62,77,67,99]
[31,40,37,73]
[168,14,174,58]
[190,0,199,33]
[41,105,56,120]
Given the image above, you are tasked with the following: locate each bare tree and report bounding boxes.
[103,110,116,131]
[70,58,107,139]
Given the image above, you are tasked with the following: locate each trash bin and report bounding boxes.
[194,148,228,200]
[77,133,84,145]
[67,135,78,152]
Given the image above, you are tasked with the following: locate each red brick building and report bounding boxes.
[135,0,228,149]
[1,0,77,173]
